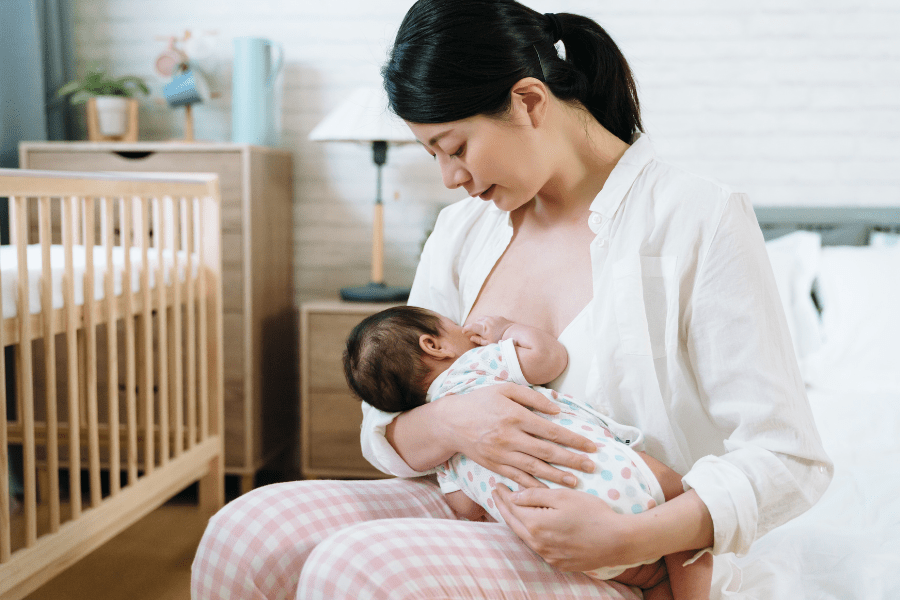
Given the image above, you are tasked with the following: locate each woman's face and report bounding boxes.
[406,114,549,212]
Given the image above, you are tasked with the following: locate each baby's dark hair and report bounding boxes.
[343,306,443,413]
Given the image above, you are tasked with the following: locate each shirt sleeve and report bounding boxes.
[359,204,465,476]
[680,193,834,557]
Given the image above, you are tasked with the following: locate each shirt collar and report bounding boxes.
[588,132,655,220]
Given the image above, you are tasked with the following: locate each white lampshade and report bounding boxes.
[309,86,416,144]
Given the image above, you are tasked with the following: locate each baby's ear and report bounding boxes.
[419,334,454,359]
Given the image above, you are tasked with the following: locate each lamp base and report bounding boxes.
[340,282,410,303]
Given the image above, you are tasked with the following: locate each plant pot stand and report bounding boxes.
[86,97,139,142]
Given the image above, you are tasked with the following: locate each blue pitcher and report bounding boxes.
[232,37,283,146]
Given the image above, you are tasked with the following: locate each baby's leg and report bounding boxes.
[445,490,488,521]
[636,451,712,600]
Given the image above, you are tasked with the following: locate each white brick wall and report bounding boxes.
[71,0,900,302]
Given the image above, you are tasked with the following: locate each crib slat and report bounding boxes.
[83,197,102,507]
[156,198,170,465]
[123,197,138,484]
[0,203,9,563]
[185,197,197,449]
[15,196,38,547]
[62,196,82,519]
[105,198,120,496]
[171,200,184,457]
[39,196,61,531]
[197,197,209,441]
[140,197,154,474]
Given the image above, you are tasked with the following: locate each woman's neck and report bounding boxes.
[530,103,630,224]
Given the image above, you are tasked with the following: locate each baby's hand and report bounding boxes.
[463,316,515,345]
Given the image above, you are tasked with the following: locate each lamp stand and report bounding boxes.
[339,141,411,302]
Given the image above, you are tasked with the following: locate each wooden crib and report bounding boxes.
[0,169,224,599]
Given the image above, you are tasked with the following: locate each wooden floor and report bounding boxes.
[23,502,209,600]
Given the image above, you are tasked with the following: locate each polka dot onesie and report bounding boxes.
[429,339,666,580]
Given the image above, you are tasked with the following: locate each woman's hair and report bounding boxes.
[382,0,642,143]
[343,306,443,413]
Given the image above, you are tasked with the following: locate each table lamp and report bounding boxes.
[309,86,417,302]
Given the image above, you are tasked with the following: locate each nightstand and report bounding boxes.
[20,142,297,494]
[300,300,401,479]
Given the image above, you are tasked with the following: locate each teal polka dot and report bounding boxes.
[460,456,467,465]
[560,419,573,426]
[586,489,599,496]
[632,504,643,514]
[601,470,613,481]
[615,455,625,461]
[480,481,487,492]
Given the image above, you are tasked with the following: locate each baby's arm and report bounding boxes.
[463,316,567,385]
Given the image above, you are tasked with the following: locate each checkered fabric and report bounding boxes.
[191,477,640,600]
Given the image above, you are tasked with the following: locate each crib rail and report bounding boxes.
[0,168,224,599]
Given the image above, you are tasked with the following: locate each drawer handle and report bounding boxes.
[113,151,155,160]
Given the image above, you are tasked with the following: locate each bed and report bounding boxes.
[0,168,224,599]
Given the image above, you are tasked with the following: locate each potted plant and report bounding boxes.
[57,67,149,139]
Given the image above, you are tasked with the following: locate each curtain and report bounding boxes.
[0,0,74,500]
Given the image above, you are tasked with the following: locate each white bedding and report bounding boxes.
[733,387,900,599]
[0,244,197,319]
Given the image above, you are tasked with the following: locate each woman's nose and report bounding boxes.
[440,160,471,190]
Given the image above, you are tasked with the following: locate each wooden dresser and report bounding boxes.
[20,142,297,494]
[300,300,400,479]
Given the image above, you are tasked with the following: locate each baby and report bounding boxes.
[344,306,711,600]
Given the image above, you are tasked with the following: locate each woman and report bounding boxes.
[192,2,832,598]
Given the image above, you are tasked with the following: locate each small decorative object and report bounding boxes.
[155,30,216,142]
[57,66,149,141]
[309,86,417,302]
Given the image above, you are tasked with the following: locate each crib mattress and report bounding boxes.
[1,244,197,319]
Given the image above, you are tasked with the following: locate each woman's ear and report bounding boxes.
[420,334,455,359]
[509,77,549,128]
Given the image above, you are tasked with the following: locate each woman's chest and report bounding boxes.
[465,228,594,337]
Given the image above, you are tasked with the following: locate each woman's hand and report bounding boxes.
[434,383,598,489]
[491,484,636,572]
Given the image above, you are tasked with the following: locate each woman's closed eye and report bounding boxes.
[451,144,465,158]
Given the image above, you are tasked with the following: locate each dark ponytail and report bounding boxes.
[382,0,642,143]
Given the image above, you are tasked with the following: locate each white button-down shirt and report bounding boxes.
[360,135,833,557]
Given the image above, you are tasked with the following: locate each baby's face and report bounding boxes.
[434,313,479,357]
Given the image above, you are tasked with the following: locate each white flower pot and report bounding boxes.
[94,96,130,136]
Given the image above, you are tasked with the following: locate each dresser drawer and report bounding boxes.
[23,150,244,232]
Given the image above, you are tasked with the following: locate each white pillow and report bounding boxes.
[802,245,900,393]
[869,231,900,249]
[765,231,823,361]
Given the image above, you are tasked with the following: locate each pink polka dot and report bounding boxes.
[489,476,496,487]
[621,467,631,479]
[467,472,474,481]
[469,363,479,369]
[550,390,559,399]
[597,442,605,448]
[608,489,620,500]
[499,371,508,379]
[487,498,494,509]
[581,425,594,431]
[604,430,613,438]
[647,499,657,509]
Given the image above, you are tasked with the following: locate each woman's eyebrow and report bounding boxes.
[416,129,454,147]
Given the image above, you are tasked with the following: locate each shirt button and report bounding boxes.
[596,238,607,248]
[588,213,603,233]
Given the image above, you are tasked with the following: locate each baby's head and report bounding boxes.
[343,306,476,412]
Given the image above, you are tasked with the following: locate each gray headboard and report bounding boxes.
[753,206,900,246]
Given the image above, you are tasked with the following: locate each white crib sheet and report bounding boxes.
[0,244,198,319]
